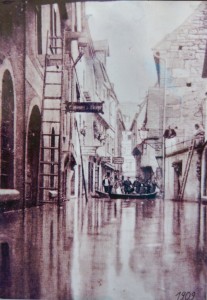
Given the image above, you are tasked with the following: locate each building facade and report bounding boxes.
[120,103,138,179]
[0,1,124,209]
[146,1,207,201]
[76,37,124,194]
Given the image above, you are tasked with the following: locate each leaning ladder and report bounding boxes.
[177,139,195,201]
[37,33,64,204]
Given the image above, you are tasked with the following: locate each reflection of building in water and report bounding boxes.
[0,242,11,298]
[0,198,207,299]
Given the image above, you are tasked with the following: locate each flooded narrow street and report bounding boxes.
[0,197,207,300]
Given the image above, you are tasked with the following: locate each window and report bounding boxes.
[1,70,14,188]
[88,162,93,192]
[36,6,42,55]
[0,9,12,37]
[95,166,99,190]
[71,172,75,195]
[76,83,80,102]
[74,3,78,32]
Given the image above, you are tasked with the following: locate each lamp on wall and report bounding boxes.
[138,124,149,141]
[138,124,160,150]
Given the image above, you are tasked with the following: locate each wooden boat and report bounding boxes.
[109,191,157,199]
[95,190,110,198]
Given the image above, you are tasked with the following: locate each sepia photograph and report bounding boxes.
[0,0,206,299]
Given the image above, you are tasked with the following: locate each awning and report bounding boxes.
[102,162,116,170]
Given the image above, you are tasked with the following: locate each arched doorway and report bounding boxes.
[27,106,41,202]
[1,70,14,188]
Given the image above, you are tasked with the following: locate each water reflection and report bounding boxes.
[0,197,206,299]
[0,242,11,299]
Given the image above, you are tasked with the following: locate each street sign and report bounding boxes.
[112,157,124,164]
[101,157,111,163]
[66,101,104,114]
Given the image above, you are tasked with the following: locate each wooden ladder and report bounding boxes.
[177,139,195,201]
[37,33,64,204]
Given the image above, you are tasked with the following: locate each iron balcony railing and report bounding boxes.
[165,136,204,155]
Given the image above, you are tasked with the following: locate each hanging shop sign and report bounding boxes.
[101,157,111,163]
[112,157,124,164]
[66,101,104,114]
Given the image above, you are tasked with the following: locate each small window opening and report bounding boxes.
[76,83,80,102]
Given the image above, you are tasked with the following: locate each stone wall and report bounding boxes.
[0,4,25,198]
[165,150,199,201]
[151,2,207,200]
[155,2,207,140]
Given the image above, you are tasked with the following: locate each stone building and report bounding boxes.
[24,2,86,205]
[0,2,27,209]
[130,93,163,185]
[146,1,207,201]
[120,103,138,179]
[116,108,125,175]
[131,100,147,179]
[122,131,136,178]
[75,34,124,194]
[0,1,123,209]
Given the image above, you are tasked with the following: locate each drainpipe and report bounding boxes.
[153,51,167,200]
[22,0,26,209]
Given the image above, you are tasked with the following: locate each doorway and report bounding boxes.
[27,106,41,202]
[173,161,182,199]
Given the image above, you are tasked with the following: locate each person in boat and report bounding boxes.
[144,178,157,194]
[133,176,141,194]
[123,177,133,194]
[113,178,122,194]
[143,180,150,194]
[151,175,158,193]
[109,176,114,194]
[120,176,125,194]
[102,175,110,193]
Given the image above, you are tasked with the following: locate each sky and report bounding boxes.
[86,1,201,104]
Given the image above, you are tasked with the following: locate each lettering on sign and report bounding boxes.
[112,157,124,164]
[66,101,104,114]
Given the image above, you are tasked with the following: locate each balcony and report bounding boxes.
[165,136,204,156]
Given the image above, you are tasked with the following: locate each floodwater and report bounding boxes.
[0,196,207,300]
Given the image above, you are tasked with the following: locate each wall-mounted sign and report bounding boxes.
[66,102,104,114]
[112,157,124,164]
[101,157,111,163]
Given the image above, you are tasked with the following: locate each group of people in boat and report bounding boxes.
[102,175,157,195]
